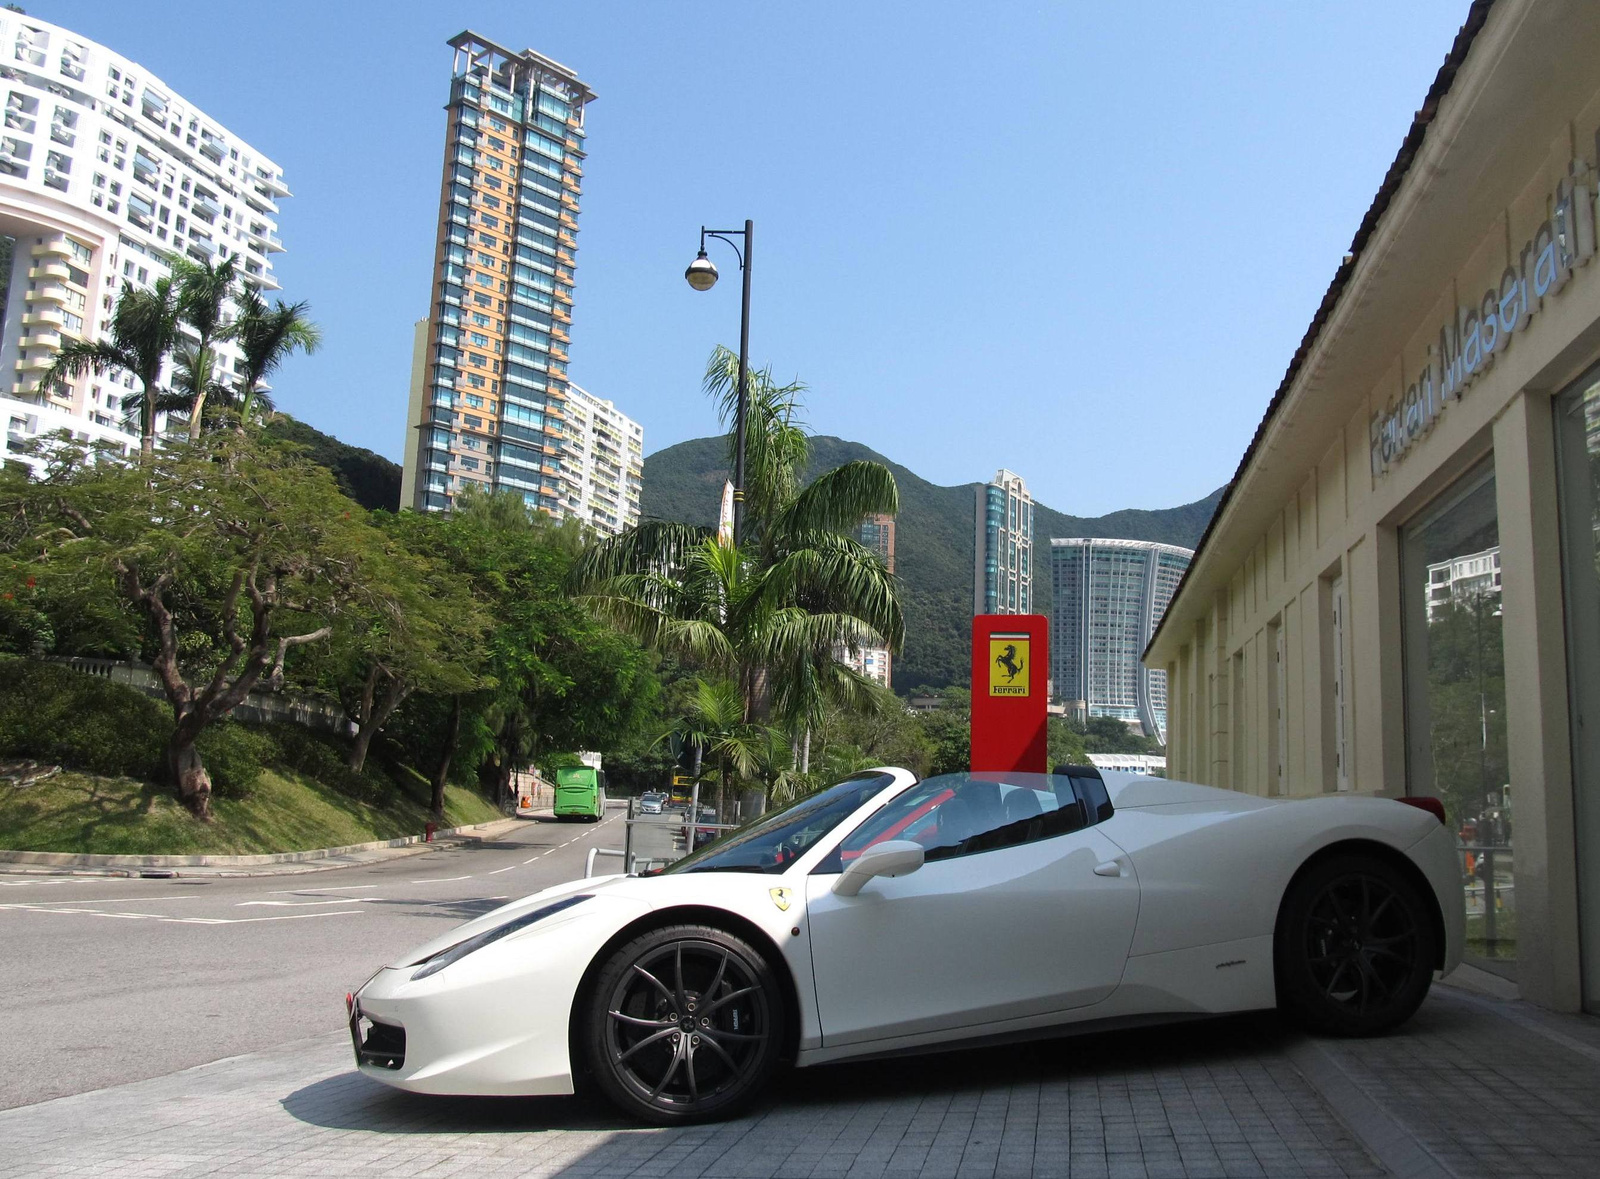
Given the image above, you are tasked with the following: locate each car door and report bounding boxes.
[803,774,1139,1049]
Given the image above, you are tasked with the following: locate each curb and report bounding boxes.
[0,817,526,877]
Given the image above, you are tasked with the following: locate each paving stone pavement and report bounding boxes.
[3,982,1598,1178]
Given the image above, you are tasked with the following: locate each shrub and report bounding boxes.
[265,724,392,803]
[0,659,166,779]
[196,722,277,798]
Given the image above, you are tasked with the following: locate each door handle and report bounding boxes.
[1093,860,1122,878]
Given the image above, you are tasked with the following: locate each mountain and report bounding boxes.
[264,414,402,513]
[642,435,1223,690]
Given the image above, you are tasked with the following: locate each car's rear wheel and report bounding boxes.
[1276,852,1438,1036]
[585,924,785,1124]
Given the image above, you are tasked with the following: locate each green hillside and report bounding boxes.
[263,414,402,513]
[642,435,1222,689]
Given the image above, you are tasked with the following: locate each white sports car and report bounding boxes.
[349,766,1464,1124]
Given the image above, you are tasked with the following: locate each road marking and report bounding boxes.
[168,911,364,924]
[236,897,381,908]
[487,865,516,875]
[408,875,472,884]
[267,884,380,896]
[0,895,204,908]
[0,878,72,887]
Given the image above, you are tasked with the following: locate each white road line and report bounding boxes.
[0,895,203,908]
[487,865,516,875]
[236,897,381,908]
[408,875,472,884]
[169,911,365,924]
[0,878,71,887]
[267,884,381,896]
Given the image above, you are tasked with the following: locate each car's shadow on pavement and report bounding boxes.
[281,1011,1294,1136]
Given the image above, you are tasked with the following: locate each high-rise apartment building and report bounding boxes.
[559,384,642,535]
[1050,537,1192,743]
[973,469,1033,615]
[400,32,594,516]
[838,512,896,688]
[0,14,288,471]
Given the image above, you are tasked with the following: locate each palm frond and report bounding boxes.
[773,460,899,538]
[567,520,716,589]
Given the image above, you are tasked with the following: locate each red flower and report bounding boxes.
[24,577,35,588]
[2,592,12,601]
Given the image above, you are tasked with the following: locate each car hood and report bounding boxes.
[387,873,630,969]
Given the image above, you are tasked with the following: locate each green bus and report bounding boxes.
[553,766,607,821]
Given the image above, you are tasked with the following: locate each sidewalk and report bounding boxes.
[3,973,1596,1178]
[0,817,528,879]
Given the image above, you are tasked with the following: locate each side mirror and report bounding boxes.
[832,839,925,897]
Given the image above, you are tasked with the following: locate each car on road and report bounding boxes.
[638,793,665,815]
[349,765,1464,1125]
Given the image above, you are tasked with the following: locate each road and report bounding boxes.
[0,808,627,1110]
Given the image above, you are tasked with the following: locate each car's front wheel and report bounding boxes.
[584,924,785,1123]
[1275,852,1439,1036]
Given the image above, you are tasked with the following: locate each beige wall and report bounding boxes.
[1148,0,1600,1010]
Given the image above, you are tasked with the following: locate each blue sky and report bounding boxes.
[41,0,1469,515]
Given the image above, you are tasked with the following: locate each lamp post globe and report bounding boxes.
[685,251,719,291]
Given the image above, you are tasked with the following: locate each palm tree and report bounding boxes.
[230,284,321,428]
[573,347,903,797]
[660,678,780,820]
[155,343,231,438]
[168,255,237,441]
[37,278,182,460]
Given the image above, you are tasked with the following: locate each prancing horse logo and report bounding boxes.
[994,644,1023,683]
[769,887,792,912]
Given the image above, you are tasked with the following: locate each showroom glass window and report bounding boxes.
[1399,459,1511,971]
[1555,366,1600,1009]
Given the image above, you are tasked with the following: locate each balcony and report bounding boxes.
[253,169,290,197]
[27,283,71,305]
[27,261,70,283]
[4,110,34,134]
[132,153,157,179]
[192,195,221,221]
[58,55,84,81]
[48,124,72,147]
[199,137,225,163]
[15,353,54,374]
[19,329,60,350]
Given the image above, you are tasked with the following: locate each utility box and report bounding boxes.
[970,614,1049,773]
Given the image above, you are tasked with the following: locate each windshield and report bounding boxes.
[659,772,901,875]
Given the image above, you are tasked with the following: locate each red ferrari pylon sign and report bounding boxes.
[970,614,1049,773]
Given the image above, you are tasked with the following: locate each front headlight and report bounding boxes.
[409,894,592,981]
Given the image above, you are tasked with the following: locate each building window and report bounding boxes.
[1556,365,1600,1010]
[1399,459,1507,969]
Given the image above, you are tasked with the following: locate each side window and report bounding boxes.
[816,774,1092,872]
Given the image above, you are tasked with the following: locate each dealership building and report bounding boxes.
[1147,0,1600,1012]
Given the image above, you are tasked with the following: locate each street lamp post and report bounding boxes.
[685,220,753,545]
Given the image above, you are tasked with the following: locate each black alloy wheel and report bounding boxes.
[1276,852,1438,1036]
[586,924,785,1123]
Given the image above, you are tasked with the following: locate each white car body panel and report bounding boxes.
[804,825,1138,1048]
[353,767,1464,1098]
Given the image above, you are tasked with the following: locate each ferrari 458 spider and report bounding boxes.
[349,765,1464,1123]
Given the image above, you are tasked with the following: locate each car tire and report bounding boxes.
[584,924,785,1124]
[1275,851,1438,1037]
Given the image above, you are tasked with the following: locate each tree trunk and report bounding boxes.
[800,727,811,774]
[167,722,213,821]
[347,674,409,773]
[431,696,462,822]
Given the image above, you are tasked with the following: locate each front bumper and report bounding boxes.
[351,894,648,1097]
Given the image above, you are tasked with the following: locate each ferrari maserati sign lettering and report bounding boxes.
[1371,162,1597,477]
[988,635,1030,697]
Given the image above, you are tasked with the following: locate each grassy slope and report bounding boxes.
[641,434,1223,689]
[0,768,501,856]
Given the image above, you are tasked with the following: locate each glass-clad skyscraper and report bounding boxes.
[401,32,594,515]
[973,469,1033,615]
[1051,537,1192,743]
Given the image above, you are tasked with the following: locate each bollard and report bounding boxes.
[425,821,436,842]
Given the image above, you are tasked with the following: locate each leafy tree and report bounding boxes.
[378,490,655,820]
[1421,595,1507,829]
[0,433,417,817]
[37,278,182,459]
